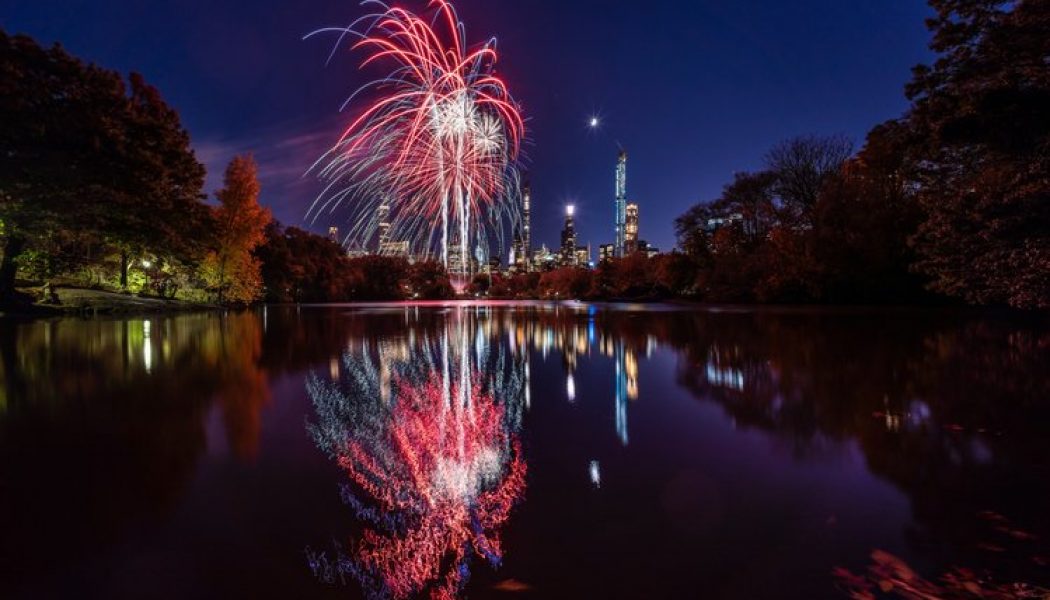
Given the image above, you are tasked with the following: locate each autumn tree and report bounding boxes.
[0,32,125,299]
[405,260,455,300]
[107,73,211,289]
[810,122,928,302]
[203,155,270,305]
[901,0,1050,309]
[343,256,409,300]
[0,31,209,300]
[539,267,592,299]
[256,223,352,303]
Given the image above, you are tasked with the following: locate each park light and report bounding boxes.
[141,259,152,268]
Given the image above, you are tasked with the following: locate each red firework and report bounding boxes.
[308,0,525,267]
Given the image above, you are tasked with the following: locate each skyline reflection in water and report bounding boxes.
[1,304,1048,599]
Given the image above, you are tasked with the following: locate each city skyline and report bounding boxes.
[0,1,935,253]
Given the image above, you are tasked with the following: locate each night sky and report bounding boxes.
[2,0,933,253]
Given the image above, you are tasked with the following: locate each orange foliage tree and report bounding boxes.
[203,155,270,305]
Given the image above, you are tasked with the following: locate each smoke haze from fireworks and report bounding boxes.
[305,0,525,271]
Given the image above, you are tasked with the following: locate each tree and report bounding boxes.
[202,156,270,305]
[674,202,717,262]
[346,256,409,301]
[106,73,211,289]
[539,267,592,299]
[901,0,1050,308]
[0,32,125,298]
[0,31,210,300]
[809,122,928,302]
[652,252,698,297]
[718,171,779,244]
[405,260,454,300]
[764,135,853,227]
[256,223,353,303]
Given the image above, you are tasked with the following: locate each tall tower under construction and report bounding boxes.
[614,150,627,257]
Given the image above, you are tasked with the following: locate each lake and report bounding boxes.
[2,303,1049,599]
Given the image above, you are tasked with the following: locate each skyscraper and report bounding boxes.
[377,201,392,248]
[614,150,627,257]
[328,226,340,244]
[625,202,639,254]
[575,244,590,268]
[512,182,532,271]
[561,205,578,266]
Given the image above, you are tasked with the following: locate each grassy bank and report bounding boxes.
[1,287,218,317]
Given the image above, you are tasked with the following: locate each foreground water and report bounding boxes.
[1,303,1049,599]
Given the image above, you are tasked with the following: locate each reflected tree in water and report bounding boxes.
[660,310,1050,589]
[0,311,273,588]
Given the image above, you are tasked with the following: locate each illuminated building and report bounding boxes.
[512,182,532,272]
[706,213,743,232]
[614,150,628,257]
[373,201,410,257]
[379,240,410,257]
[447,241,469,278]
[328,226,340,244]
[377,201,391,247]
[598,243,615,265]
[560,205,578,267]
[625,202,639,254]
[532,244,557,271]
[575,245,590,268]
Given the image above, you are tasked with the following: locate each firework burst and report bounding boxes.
[306,0,525,277]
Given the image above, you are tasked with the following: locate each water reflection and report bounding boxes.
[1,305,1048,598]
[305,308,527,599]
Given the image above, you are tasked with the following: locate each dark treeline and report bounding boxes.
[0,30,455,306]
[0,31,275,306]
[672,0,1049,309]
[255,223,455,302]
[463,0,1049,308]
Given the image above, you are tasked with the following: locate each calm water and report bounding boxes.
[2,303,1049,599]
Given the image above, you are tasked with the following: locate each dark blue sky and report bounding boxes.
[2,0,933,253]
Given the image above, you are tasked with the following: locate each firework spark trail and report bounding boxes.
[305,0,524,276]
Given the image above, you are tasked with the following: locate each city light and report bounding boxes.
[566,204,576,217]
[589,460,601,489]
[589,116,600,128]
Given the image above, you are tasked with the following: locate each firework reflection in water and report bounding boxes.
[307,308,527,599]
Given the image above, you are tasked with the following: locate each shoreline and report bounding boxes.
[0,287,219,318]
[2,287,1045,321]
